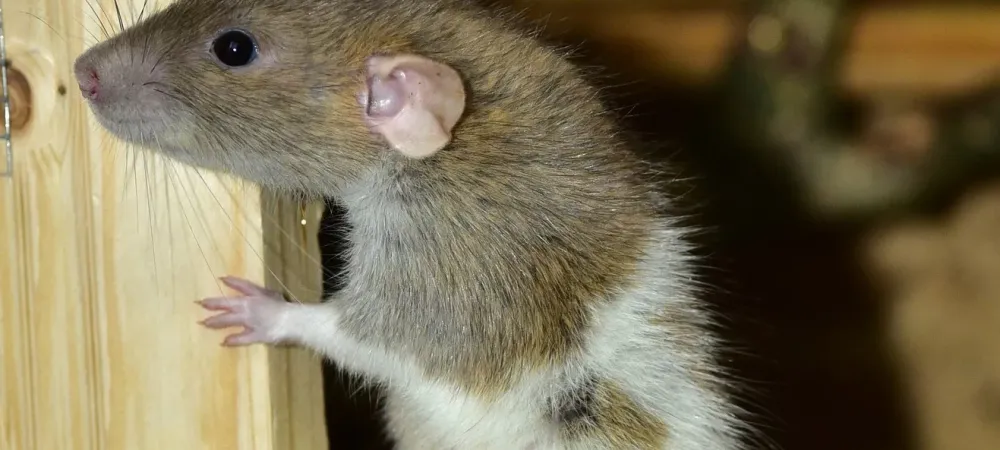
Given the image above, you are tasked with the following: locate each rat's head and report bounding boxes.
[75,0,617,198]
[73,0,441,194]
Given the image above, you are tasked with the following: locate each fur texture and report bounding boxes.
[75,0,746,447]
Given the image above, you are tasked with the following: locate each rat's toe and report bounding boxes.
[198,296,244,312]
[200,311,247,329]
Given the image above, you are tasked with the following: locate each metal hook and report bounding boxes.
[0,2,12,178]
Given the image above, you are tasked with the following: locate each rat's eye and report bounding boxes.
[212,30,258,67]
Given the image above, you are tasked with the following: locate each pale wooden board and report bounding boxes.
[1,2,99,449]
[0,1,327,449]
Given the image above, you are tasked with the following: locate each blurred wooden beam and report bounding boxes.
[845,6,1000,96]
[509,2,1000,96]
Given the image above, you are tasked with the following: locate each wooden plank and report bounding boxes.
[262,195,329,450]
[509,2,1000,96]
[1,1,328,449]
[507,0,744,10]
[844,6,1000,95]
[1,2,100,449]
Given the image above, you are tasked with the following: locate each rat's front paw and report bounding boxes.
[198,276,291,346]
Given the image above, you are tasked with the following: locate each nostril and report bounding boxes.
[74,65,101,100]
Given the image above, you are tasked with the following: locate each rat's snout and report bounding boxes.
[73,59,101,101]
[72,41,191,149]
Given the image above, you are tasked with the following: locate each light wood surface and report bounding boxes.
[0,2,327,449]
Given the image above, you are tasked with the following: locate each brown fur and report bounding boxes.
[556,378,670,448]
[74,5,741,448]
[75,0,659,399]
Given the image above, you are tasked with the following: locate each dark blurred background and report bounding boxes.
[318,1,1000,449]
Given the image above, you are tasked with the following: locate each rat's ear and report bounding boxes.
[361,54,466,159]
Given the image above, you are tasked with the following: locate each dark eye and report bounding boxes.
[212,30,258,67]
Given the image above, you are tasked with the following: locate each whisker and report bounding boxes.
[115,0,125,31]
[138,0,151,23]
[96,0,119,36]
[148,36,190,75]
[141,27,152,64]
[131,147,141,235]
[185,168,241,275]
[113,0,129,63]
[190,169,303,303]
[151,88,190,107]
[161,150,177,293]
[20,12,66,42]
[226,189,315,295]
[155,122,228,296]
[150,52,166,74]
[66,11,104,46]
[120,143,134,204]
[220,181,326,295]
[125,0,137,26]
[164,160,225,296]
[86,1,112,39]
[141,149,161,289]
[78,21,102,46]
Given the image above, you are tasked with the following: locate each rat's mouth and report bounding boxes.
[89,109,159,145]
[84,99,184,150]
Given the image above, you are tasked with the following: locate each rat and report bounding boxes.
[74,0,747,448]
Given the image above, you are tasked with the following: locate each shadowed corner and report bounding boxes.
[318,198,395,449]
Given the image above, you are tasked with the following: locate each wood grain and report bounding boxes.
[0,1,327,449]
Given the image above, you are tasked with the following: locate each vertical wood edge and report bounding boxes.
[262,191,329,450]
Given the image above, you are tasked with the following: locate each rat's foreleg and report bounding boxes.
[198,276,399,379]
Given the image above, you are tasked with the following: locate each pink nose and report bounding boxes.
[74,65,100,100]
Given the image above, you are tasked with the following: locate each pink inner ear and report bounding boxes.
[366,72,406,118]
[362,54,467,159]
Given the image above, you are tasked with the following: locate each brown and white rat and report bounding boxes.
[74,0,746,448]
